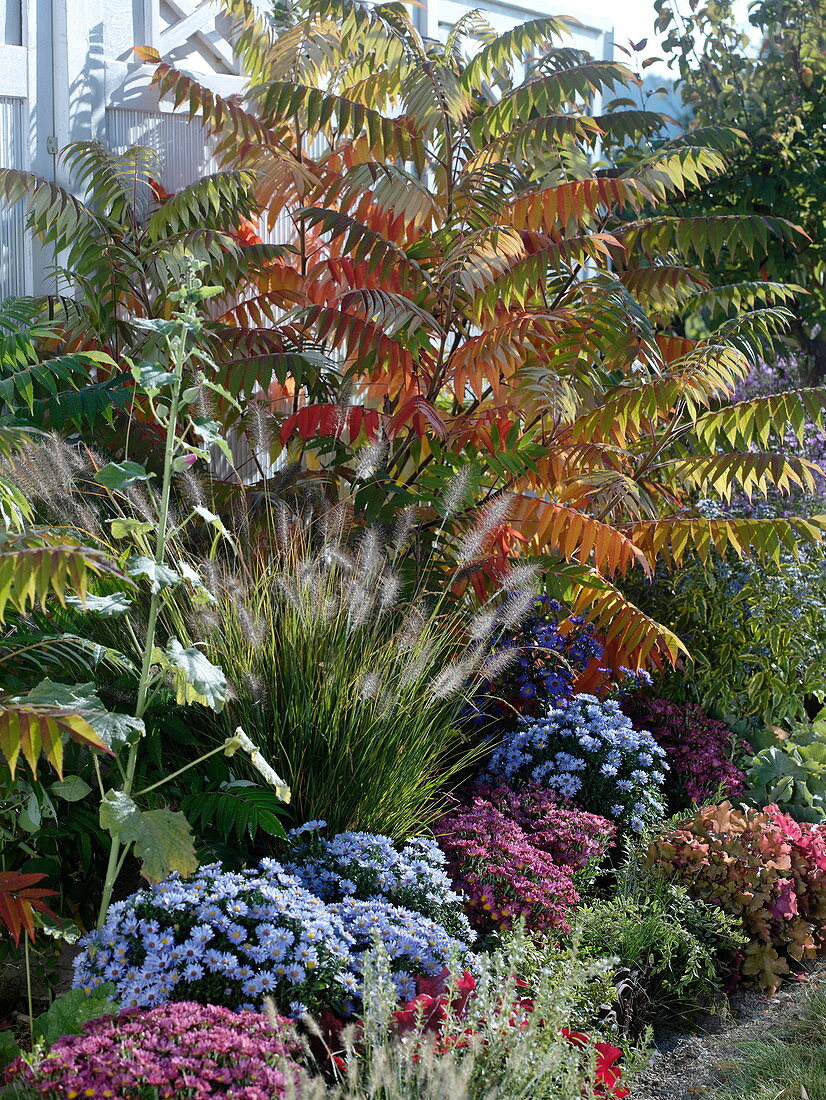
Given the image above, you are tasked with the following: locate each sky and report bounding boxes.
[571,0,752,73]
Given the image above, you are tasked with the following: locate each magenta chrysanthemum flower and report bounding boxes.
[435,783,613,934]
[6,1001,306,1099]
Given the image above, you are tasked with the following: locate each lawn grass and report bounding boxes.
[713,971,826,1100]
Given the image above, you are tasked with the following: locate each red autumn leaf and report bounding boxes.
[232,217,264,246]
[0,871,58,945]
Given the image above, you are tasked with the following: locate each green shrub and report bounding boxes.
[745,707,826,822]
[575,862,745,1031]
[646,803,826,992]
[627,546,826,730]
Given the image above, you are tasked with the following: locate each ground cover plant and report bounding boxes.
[283,825,473,943]
[745,706,826,822]
[299,937,635,1099]
[73,853,475,1015]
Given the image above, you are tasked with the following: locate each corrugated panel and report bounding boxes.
[105,106,295,245]
[105,107,218,191]
[0,96,25,298]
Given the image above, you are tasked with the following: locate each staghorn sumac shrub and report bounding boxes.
[646,802,826,992]
[622,697,749,808]
[435,784,613,934]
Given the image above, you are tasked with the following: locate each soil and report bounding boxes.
[629,973,819,1099]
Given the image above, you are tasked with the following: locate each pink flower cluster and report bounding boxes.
[623,697,749,806]
[473,782,614,872]
[7,1001,305,1099]
[435,783,613,933]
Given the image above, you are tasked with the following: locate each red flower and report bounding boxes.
[595,1040,629,1097]
[562,1027,629,1098]
[391,994,445,1035]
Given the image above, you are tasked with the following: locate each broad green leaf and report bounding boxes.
[109,518,155,540]
[93,462,154,490]
[33,985,120,1047]
[193,505,229,536]
[65,592,132,615]
[0,1031,20,1071]
[100,789,140,832]
[191,417,233,463]
[49,775,92,802]
[174,562,216,604]
[163,639,228,712]
[132,317,179,334]
[100,792,198,883]
[126,556,180,592]
[26,681,143,750]
[131,361,176,392]
[127,808,198,883]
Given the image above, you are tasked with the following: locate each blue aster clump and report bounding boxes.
[465,596,604,726]
[73,856,474,1019]
[332,898,475,1003]
[284,823,475,944]
[486,693,668,832]
[73,862,352,1018]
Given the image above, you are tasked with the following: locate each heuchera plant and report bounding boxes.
[646,802,826,992]
[486,694,667,832]
[6,1001,305,1099]
[435,784,613,933]
[623,697,749,808]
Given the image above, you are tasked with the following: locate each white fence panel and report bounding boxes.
[0,95,25,299]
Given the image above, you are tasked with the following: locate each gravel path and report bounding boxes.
[629,977,817,1100]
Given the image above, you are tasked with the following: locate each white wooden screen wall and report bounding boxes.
[0,0,613,297]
